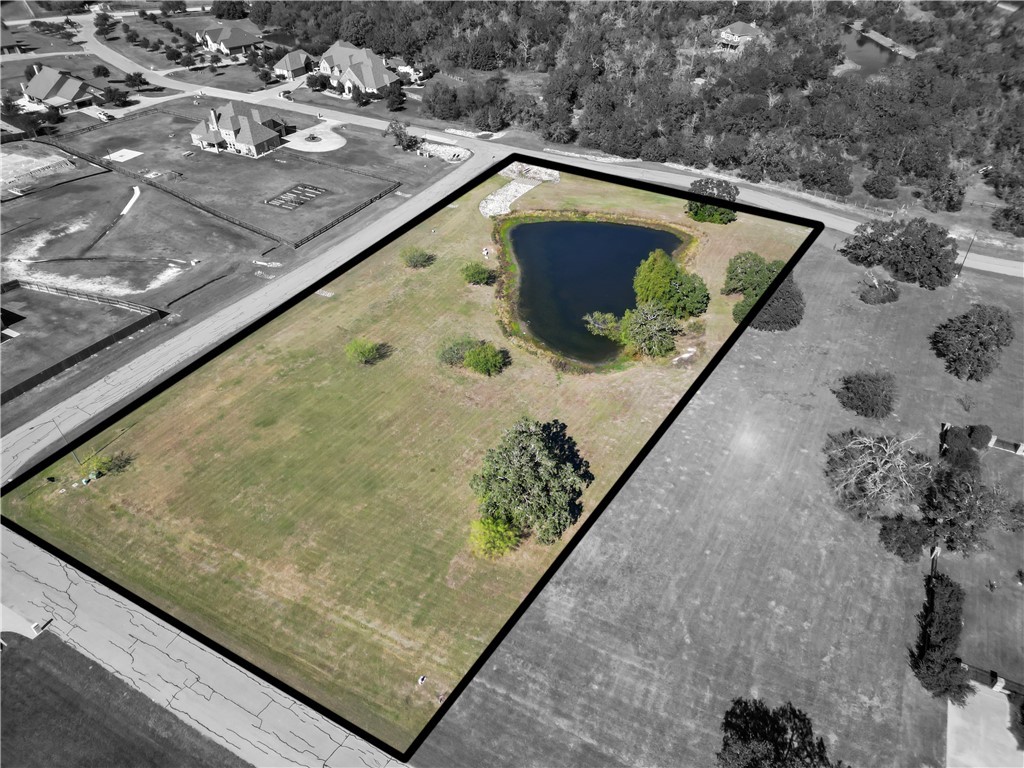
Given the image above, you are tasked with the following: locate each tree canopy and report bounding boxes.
[688,178,739,224]
[929,304,1015,382]
[717,698,845,768]
[910,573,973,706]
[839,218,958,289]
[749,275,805,332]
[471,417,593,545]
[633,249,710,320]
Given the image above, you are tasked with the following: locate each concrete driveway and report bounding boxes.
[283,120,347,153]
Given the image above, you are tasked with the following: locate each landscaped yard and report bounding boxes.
[1,168,814,751]
[166,62,276,94]
[60,102,398,243]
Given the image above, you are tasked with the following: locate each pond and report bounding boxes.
[510,220,684,364]
[839,27,899,77]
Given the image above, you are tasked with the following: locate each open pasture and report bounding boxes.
[1,168,813,751]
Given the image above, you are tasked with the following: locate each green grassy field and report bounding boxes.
[1,171,812,749]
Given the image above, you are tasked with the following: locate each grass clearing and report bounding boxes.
[2,170,813,751]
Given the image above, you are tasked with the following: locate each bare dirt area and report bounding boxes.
[410,236,1022,767]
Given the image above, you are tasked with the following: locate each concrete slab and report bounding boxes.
[947,682,1023,768]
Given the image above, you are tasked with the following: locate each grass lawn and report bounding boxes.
[1,169,813,751]
[2,25,82,53]
[167,61,275,93]
[62,104,396,243]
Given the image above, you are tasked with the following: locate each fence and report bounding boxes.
[0,280,167,405]
[292,180,400,248]
[2,159,74,188]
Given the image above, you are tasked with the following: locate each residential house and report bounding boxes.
[272,49,312,81]
[190,103,291,158]
[21,65,106,112]
[385,55,422,83]
[716,21,764,51]
[1,25,26,55]
[195,25,262,56]
[318,40,398,96]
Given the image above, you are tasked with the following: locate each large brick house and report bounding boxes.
[195,24,262,56]
[21,65,106,112]
[318,40,398,96]
[190,103,291,158]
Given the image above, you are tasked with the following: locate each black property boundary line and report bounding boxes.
[0,154,824,763]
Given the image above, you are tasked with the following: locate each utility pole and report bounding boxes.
[51,419,81,465]
[955,231,975,279]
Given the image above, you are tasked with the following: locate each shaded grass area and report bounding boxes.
[2,172,809,750]
[62,105,393,243]
[0,631,250,768]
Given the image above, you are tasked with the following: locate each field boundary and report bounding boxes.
[0,280,167,404]
[38,108,404,248]
[0,154,824,762]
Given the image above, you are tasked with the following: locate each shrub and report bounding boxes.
[967,424,992,450]
[750,275,805,332]
[859,275,901,305]
[400,247,435,268]
[879,515,932,562]
[460,262,494,285]
[833,371,897,418]
[863,171,898,199]
[910,573,974,706]
[463,342,507,376]
[438,336,481,367]
[930,304,1015,382]
[345,338,383,365]
[840,218,958,289]
[469,517,520,558]
[940,426,981,478]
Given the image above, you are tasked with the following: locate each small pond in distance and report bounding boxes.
[839,27,900,77]
[510,220,684,364]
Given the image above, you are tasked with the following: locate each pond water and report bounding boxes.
[839,27,899,77]
[510,220,683,364]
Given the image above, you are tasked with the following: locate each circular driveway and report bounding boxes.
[283,120,347,153]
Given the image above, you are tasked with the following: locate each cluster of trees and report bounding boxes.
[584,248,708,358]
[28,19,76,41]
[82,451,135,479]
[382,120,421,151]
[840,218,958,290]
[688,179,739,225]
[929,304,1015,382]
[308,73,406,110]
[470,417,593,553]
[717,698,847,768]
[910,573,973,705]
[722,251,784,323]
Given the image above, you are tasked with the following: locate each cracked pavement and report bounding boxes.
[1,529,398,768]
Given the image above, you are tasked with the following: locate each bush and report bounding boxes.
[859,275,900,305]
[438,336,481,367]
[940,426,982,478]
[463,342,507,376]
[469,517,520,558]
[863,171,898,199]
[930,304,1015,382]
[345,338,384,365]
[967,424,992,450]
[833,371,897,418]
[750,275,805,332]
[460,262,494,285]
[400,247,435,268]
[879,515,932,562]
[911,573,974,706]
[840,218,958,289]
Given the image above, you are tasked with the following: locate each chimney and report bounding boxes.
[208,108,218,131]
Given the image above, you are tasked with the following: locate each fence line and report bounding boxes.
[292,181,400,248]
[3,279,159,315]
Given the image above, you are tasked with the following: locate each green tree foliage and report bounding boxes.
[383,119,421,151]
[463,343,507,376]
[924,172,965,212]
[923,468,1023,554]
[859,273,900,305]
[345,338,384,365]
[878,515,933,562]
[940,426,982,478]
[83,451,135,478]
[717,698,845,768]
[400,246,435,268]
[125,29,139,44]
[799,151,853,196]
[438,336,482,367]
[471,417,594,545]
[160,0,186,14]
[211,0,247,20]
[910,573,974,706]
[124,72,148,90]
[633,249,709,320]
[582,311,621,341]
[101,87,129,107]
[832,371,897,419]
[991,190,1024,237]
[823,430,932,519]
[688,178,738,224]
[929,304,1015,382]
[306,73,330,91]
[620,302,678,358]
[750,275,805,332]
[863,169,899,199]
[469,517,520,558]
[165,48,183,62]
[722,251,784,324]
[249,1,273,27]
[92,65,110,79]
[460,262,494,285]
[839,218,958,289]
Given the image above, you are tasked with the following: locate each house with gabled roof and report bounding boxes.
[190,103,291,158]
[318,39,398,96]
[195,24,262,56]
[717,20,764,51]
[21,65,106,112]
[272,49,312,81]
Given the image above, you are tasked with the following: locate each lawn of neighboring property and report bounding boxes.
[1,169,813,751]
[61,102,396,243]
[166,61,275,93]
[2,24,83,53]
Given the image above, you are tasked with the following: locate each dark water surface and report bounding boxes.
[510,221,683,363]
[840,28,899,76]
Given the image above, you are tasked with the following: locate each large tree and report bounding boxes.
[749,275,806,332]
[124,72,148,90]
[910,573,973,706]
[210,0,247,20]
[471,417,593,545]
[929,304,1015,382]
[633,249,709,320]
[839,218,958,289]
[717,698,845,768]
[620,302,679,357]
[722,251,784,324]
